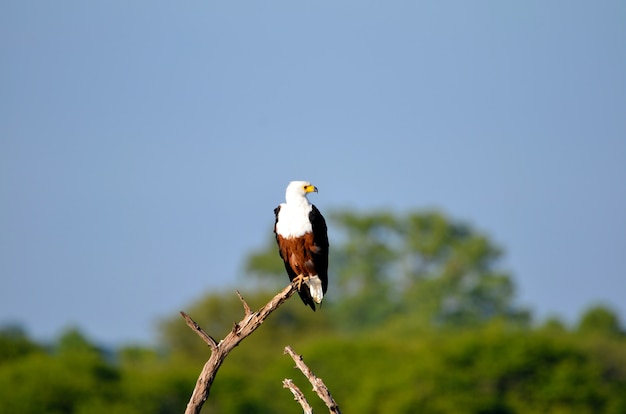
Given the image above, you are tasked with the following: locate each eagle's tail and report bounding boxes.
[304,275,324,304]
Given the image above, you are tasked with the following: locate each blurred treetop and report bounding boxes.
[245,209,530,331]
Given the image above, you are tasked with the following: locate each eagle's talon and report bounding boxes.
[292,274,306,291]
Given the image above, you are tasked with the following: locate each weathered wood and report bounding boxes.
[182,283,297,414]
[284,345,342,414]
[180,311,218,351]
[283,378,313,414]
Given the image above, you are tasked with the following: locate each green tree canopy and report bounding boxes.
[577,304,624,337]
[0,325,43,364]
[245,209,530,331]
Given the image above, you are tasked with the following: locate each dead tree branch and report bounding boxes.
[283,379,313,414]
[181,283,297,414]
[180,312,218,351]
[284,345,342,414]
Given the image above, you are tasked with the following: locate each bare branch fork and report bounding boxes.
[180,283,297,414]
[284,345,342,414]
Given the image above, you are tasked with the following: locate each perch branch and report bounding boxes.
[182,283,297,414]
[283,379,313,414]
[284,345,342,414]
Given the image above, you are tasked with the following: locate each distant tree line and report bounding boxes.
[1,209,624,413]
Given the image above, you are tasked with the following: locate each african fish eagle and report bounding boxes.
[274,181,329,311]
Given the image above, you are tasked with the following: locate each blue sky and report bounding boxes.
[2,1,625,346]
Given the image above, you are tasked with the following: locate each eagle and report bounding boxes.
[274,181,329,311]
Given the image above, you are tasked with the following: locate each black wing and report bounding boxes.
[309,204,329,295]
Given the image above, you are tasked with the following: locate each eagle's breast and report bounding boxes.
[275,203,313,238]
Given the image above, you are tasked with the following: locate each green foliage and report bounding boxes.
[577,304,624,337]
[2,323,625,413]
[291,324,626,414]
[0,327,194,414]
[55,327,104,358]
[0,325,43,364]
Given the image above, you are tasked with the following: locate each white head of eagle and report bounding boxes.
[274,181,329,311]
